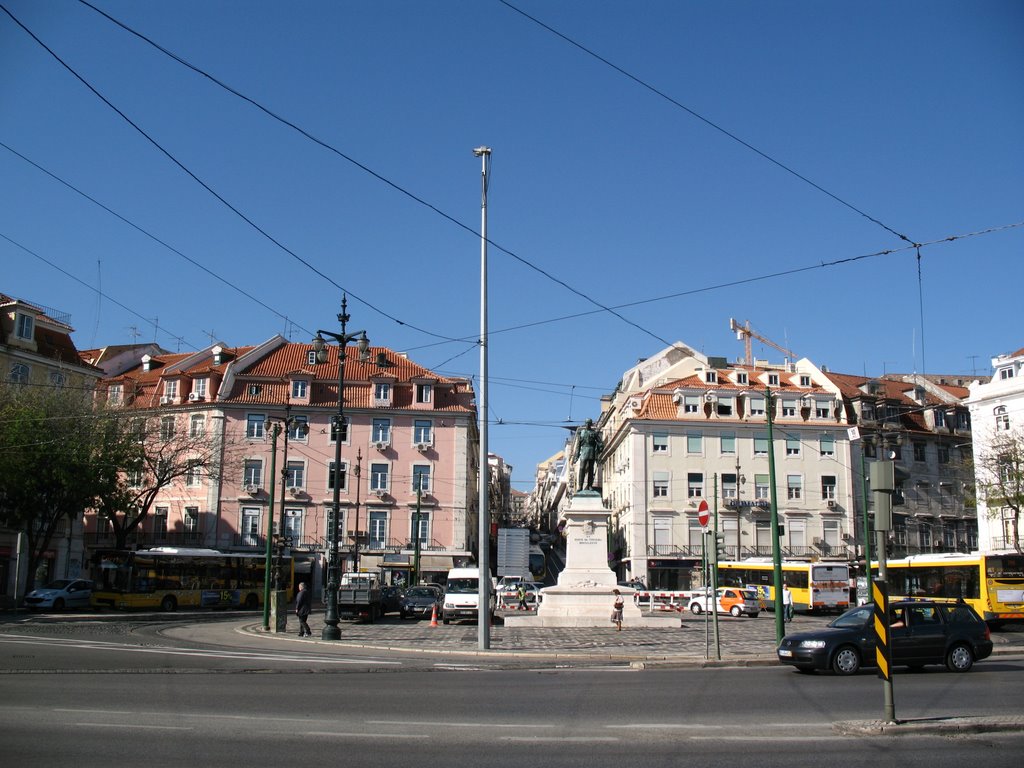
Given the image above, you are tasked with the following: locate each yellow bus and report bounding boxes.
[717,560,851,614]
[90,547,292,612]
[882,552,1024,625]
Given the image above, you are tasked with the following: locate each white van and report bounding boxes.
[442,567,496,625]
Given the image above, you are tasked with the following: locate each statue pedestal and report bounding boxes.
[505,492,678,628]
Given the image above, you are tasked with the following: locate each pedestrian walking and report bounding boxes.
[295,582,312,637]
[782,583,793,623]
[611,589,624,631]
[517,583,529,611]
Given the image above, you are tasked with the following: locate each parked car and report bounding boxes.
[399,585,443,620]
[688,587,760,617]
[777,600,993,675]
[24,579,93,611]
[380,585,405,615]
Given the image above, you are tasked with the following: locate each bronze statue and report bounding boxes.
[574,418,603,491]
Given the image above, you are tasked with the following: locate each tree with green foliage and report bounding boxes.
[0,382,131,591]
[975,427,1024,553]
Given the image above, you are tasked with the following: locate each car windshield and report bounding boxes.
[44,580,73,590]
[446,578,478,594]
[829,605,873,628]
[739,590,757,600]
[407,588,435,598]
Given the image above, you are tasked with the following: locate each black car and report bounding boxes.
[399,585,443,620]
[777,600,993,675]
[380,586,405,615]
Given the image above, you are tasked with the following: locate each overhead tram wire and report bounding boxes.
[0,4,460,347]
[69,0,674,350]
[0,141,313,340]
[498,0,917,248]
[0,231,199,351]
[481,220,1024,338]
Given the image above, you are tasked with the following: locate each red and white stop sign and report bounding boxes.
[697,500,710,528]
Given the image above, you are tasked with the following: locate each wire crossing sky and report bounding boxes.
[1,1,1021,487]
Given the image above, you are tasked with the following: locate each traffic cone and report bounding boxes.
[430,603,438,627]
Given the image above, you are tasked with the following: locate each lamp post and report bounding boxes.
[473,145,492,650]
[314,295,370,641]
[272,412,307,590]
[261,421,282,632]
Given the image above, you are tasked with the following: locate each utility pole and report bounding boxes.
[474,145,492,650]
[765,386,785,644]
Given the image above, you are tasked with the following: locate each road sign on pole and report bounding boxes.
[697,499,710,529]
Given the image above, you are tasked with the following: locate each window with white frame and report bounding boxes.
[127,466,143,487]
[785,435,800,456]
[193,377,208,398]
[735,372,748,385]
[861,402,876,421]
[190,414,205,438]
[787,474,802,500]
[411,510,430,544]
[307,350,318,366]
[184,507,199,533]
[108,384,123,405]
[755,474,770,500]
[374,382,391,403]
[283,508,303,541]
[998,366,1014,380]
[246,414,265,439]
[243,459,262,487]
[687,472,703,498]
[414,419,433,444]
[15,312,34,340]
[753,434,769,456]
[412,464,431,493]
[652,471,669,498]
[242,508,260,544]
[370,463,389,491]
[815,399,831,419]
[291,380,308,399]
[330,416,350,443]
[748,396,765,416]
[415,383,432,404]
[819,434,835,457]
[755,519,772,549]
[934,408,945,428]
[372,418,391,443]
[782,399,797,417]
[885,404,900,422]
[957,411,970,430]
[285,460,304,489]
[327,460,348,492]
[768,373,780,386]
[153,506,168,537]
[799,374,811,387]
[288,415,309,440]
[325,505,345,539]
[369,510,388,547]
[822,519,840,547]
[653,516,671,551]
[688,518,705,548]
[164,380,178,399]
[49,371,65,388]
[821,475,836,500]
[683,395,700,413]
[788,518,806,549]
[722,473,737,499]
[716,395,734,417]
[652,433,669,453]
[160,415,176,440]
[686,433,703,454]
[9,363,29,384]
[185,460,202,487]
[720,433,736,454]
[705,371,717,384]
[995,406,1010,431]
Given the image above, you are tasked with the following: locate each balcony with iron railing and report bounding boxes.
[84,530,207,549]
[646,544,703,558]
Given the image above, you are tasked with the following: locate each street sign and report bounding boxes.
[697,499,710,528]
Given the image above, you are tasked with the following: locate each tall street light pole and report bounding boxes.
[261,422,282,632]
[473,145,492,650]
[313,295,370,641]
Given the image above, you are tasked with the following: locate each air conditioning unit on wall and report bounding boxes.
[373,440,388,451]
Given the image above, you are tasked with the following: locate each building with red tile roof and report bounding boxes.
[83,335,480,595]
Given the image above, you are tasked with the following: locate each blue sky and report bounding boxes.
[2,1,1022,490]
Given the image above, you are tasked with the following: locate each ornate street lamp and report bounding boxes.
[314,295,370,641]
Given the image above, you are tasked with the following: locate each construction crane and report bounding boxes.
[729,318,797,366]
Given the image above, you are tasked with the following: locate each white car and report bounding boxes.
[24,579,93,611]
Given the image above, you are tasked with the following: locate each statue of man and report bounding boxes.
[574,418,603,491]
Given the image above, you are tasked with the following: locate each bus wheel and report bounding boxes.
[244,593,259,610]
[160,595,177,613]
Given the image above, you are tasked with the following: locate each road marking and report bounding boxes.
[0,634,399,665]
[689,735,836,742]
[77,723,192,731]
[306,732,427,739]
[502,736,619,743]
[367,720,555,729]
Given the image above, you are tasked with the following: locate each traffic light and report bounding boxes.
[708,532,727,565]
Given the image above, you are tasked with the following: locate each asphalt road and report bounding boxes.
[1,611,1023,766]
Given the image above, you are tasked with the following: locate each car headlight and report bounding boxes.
[799,639,827,649]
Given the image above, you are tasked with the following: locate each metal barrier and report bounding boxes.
[633,590,698,612]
